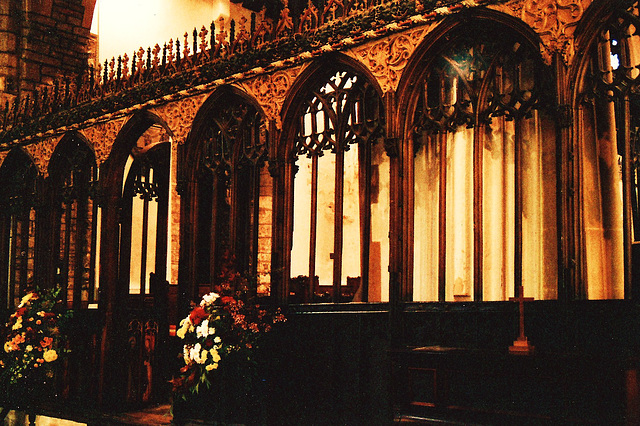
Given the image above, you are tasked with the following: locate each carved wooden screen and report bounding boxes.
[0,150,38,312]
[411,30,557,302]
[50,137,99,309]
[197,94,271,296]
[289,70,388,303]
[578,2,640,299]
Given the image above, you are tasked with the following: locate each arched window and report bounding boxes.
[577,2,640,299]
[0,150,39,311]
[288,67,388,303]
[120,124,171,300]
[195,91,271,296]
[409,27,557,302]
[50,135,99,309]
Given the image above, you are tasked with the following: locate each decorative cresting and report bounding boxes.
[493,0,591,65]
[81,117,128,166]
[24,137,58,177]
[151,93,208,145]
[238,65,305,129]
[346,24,434,93]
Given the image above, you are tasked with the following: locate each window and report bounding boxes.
[50,136,99,309]
[120,125,170,299]
[195,92,271,296]
[0,150,38,311]
[410,31,557,302]
[577,3,640,299]
[289,69,388,303]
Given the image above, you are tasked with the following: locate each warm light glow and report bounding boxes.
[95,0,229,63]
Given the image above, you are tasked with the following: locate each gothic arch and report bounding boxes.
[102,111,173,191]
[396,9,546,128]
[179,85,272,303]
[276,53,389,303]
[181,84,268,182]
[397,13,557,302]
[278,52,385,159]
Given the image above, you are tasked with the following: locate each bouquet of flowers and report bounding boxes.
[0,287,72,399]
[170,290,286,400]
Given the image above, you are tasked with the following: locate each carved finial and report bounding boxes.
[122,53,129,79]
[152,44,161,69]
[199,25,209,52]
[108,57,115,81]
[137,47,145,71]
[275,0,294,37]
[183,32,190,58]
[167,39,175,64]
[216,17,228,46]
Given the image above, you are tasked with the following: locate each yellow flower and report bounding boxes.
[209,349,221,363]
[205,363,218,371]
[43,349,58,362]
[4,342,14,352]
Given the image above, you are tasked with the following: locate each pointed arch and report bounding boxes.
[397,13,558,303]
[0,148,41,313]
[180,85,272,302]
[48,131,99,309]
[570,0,640,300]
[277,53,389,303]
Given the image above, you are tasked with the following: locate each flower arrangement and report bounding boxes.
[0,287,72,396]
[170,289,286,400]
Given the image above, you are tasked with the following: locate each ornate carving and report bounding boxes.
[152,93,208,145]
[81,117,127,166]
[346,25,433,93]
[495,0,590,65]
[239,66,304,129]
[24,137,58,177]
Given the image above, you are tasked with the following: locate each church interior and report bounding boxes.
[0,0,640,424]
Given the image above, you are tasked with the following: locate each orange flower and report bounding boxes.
[41,336,53,348]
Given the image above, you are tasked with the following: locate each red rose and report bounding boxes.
[204,338,214,348]
[189,307,208,326]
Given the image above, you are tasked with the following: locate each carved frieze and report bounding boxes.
[346,25,434,93]
[152,93,208,145]
[239,66,305,129]
[81,117,127,166]
[24,137,58,177]
[493,0,591,66]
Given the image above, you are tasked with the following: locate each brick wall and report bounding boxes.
[0,0,96,99]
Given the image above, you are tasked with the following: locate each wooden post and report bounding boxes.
[509,284,534,354]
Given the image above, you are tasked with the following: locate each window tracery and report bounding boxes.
[577,2,640,299]
[0,150,39,311]
[50,137,99,308]
[289,68,388,303]
[411,30,557,302]
[196,93,271,296]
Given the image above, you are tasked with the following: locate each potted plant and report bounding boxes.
[0,287,72,413]
[170,276,286,424]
